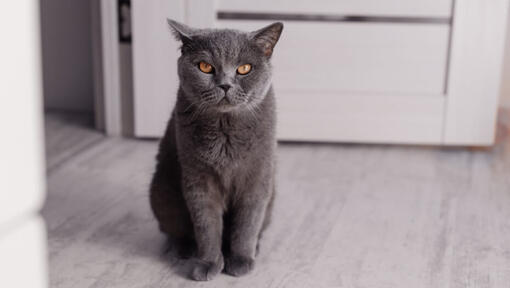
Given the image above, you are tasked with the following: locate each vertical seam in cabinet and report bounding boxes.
[441,0,457,144]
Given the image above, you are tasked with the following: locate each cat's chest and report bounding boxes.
[192,119,256,168]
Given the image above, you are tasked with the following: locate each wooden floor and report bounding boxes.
[43,111,510,288]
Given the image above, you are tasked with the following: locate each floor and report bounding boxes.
[43,111,510,288]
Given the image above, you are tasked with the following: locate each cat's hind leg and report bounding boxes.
[150,172,195,258]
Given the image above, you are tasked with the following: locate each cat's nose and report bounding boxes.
[218,84,231,93]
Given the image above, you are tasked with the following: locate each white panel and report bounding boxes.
[277,92,445,144]
[219,21,450,95]
[132,0,186,137]
[0,217,48,288]
[217,0,453,18]
[444,0,510,145]
[0,0,45,226]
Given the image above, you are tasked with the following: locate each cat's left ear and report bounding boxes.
[250,22,284,57]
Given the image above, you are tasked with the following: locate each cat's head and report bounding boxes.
[167,19,283,113]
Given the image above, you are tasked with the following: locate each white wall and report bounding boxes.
[40,0,94,112]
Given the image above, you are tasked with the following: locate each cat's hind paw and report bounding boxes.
[224,254,254,277]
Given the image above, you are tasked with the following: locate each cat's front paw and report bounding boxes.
[224,254,255,277]
[190,256,224,281]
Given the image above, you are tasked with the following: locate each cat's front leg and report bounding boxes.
[225,184,271,277]
[182,174,224,281]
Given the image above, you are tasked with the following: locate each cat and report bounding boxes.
[149,19,283,281]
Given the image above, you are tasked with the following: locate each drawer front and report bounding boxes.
[217,0,453,18]
[277,92,445,143]
[218,21,450,95]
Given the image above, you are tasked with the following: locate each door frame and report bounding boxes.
[92,0,124,136]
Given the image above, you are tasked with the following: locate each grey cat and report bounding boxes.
[149,19,283,281]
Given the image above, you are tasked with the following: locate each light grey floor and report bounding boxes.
[43,111,510,288]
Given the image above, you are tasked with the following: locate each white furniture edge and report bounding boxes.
[0,217,48,288]
[0,0,47,228]
[444,0,510,145]
[0,1,48,287]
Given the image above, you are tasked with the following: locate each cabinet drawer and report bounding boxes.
[217,0,453,18]
[218,21,450,95]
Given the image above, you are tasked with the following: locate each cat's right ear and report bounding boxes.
[167,19,195,45]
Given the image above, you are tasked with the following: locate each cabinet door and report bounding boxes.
[131,0,509,145]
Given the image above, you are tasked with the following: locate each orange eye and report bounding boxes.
[237,64,252,75]
[198,61,213,73]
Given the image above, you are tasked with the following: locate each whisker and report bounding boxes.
[245,102,260,122]
[183,101,197,113]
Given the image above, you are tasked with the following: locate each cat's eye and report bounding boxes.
[198,61,213,74]
[237,64,252,75]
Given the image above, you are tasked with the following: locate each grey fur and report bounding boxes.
[149,19,283,281]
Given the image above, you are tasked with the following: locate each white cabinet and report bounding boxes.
[131,0,509,145]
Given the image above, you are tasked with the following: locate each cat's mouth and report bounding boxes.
[216,96,238,112]
[218,97,230,105]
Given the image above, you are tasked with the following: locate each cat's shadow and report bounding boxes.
[78,203,196,280]
[159,237,198,279]
[125,222,199,279]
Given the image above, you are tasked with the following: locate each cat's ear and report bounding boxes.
[167,19,195,43]
[250,22,284,57]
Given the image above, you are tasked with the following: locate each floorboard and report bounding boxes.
[44,110,104,171]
